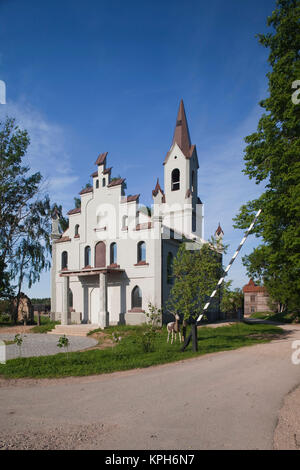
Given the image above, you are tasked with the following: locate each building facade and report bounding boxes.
[243,279,270,315]
[51,100,221,326]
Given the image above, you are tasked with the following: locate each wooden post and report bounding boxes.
[191,323,198,352]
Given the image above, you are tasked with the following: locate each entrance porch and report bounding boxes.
[60,267,125,327]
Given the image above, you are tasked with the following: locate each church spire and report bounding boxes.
[172,99,192,158]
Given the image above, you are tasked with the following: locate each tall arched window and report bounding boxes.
[102,178,106,187]
[191,170,195,192]
[167,252,174,285]
[75,224,79,237]
[137,241,146,262]
[122,215,128,230]
[132,286,142,309]
[61,251,68,269]
[96,179,99,188]
[69,288,73,308]
[192,212,196,232]
[84,246,91,267]
[95,241,106,267]
[171,168,180,191]
[110,242,117,264]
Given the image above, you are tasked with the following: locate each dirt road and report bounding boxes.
[0,324,299,450]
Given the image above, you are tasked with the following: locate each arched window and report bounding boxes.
[122,215,128,230]
[95,241,106,267]
[192,212,196,232]
[137,241,146,262]
[96,180,99,189]
[132,286,142,309]
[110,242,117,264]
[167,252,174,285]
[75,224,79,237]
[61,251,68,269]
[84,246,91,267]
[69,289,73,308]
[102,178,106,187]
[171,168,180,191]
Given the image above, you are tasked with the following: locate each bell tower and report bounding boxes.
[159,100,203,238]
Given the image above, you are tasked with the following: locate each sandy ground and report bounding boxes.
[0,325,34,334]
[0,324,299,450]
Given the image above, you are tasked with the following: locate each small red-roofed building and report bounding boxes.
[243,279,271,315]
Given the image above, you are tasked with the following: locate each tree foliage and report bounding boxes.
[220,282,244,316]
[233,0,300,314]
[0,117,52,320]
[167,241,223,322]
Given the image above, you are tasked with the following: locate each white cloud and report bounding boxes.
[0,99,80,297]
[0,98,78,209]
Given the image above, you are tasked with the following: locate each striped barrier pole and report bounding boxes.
[181,209,262,352]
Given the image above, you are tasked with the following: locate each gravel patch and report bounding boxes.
[273,385,300,450]
[0,422,115,450]
[0,333,97,359]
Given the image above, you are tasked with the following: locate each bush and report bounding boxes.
[0,313,11,323]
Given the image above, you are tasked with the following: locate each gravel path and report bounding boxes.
[0,333,97,359]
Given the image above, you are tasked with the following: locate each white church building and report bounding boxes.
[51,100,222,326]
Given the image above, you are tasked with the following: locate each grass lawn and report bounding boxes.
[0,314,59,333]
[0,322,284,379]
[30,316,59,333]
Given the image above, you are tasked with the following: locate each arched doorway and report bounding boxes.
[95,241,106,267]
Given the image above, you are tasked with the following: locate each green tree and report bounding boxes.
[167,240,223,323]
[0,117,52,321]
[233,0,300,315]
[221,282,244,317]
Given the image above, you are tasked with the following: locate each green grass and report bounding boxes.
[249,311,297,323]
[0,323,284,379]
[0,314,14,327]
[0,314,59,331]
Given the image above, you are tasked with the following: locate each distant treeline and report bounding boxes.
[31,298,51,305]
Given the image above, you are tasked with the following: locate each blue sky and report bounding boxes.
[0,0,275,297]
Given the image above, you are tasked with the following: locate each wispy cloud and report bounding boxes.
[0,98,78,209]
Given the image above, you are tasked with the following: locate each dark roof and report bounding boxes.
[67,208,81,215]
[91,167,111,177]
[79,186,93,195]
[172,99,192,157]
[121,194,140,203]
[107,178,125,188]
[152,178,164,197]
[215,223,224,236]
[55,236,71,243]
[243,279,267,293]
[164,100,199,167]
[95,152,108,166]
